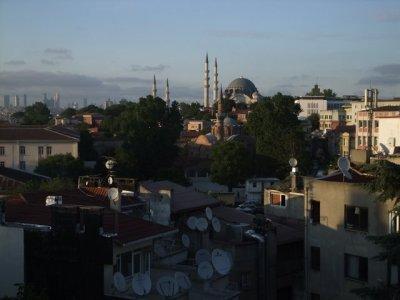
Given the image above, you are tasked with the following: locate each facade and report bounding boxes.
[186,119,211,132]
[304,169,395,299]
[245,177,280,203]
[295,96,327,118]
[319,109,346,131]
[0,127,79,172]
[0,95,10,108]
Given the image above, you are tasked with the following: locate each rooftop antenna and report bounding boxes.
[211,249,232,275]
[156,276,179,297]
[132,272,152,296]
[175,272,192,291]
[337,156,352,180]
[113,272,127,293]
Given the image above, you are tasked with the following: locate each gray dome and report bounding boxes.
[226,77,258,97]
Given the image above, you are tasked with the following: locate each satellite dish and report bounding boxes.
[132,272,152,296]
[289,158,298,167]
[211,217,221,233]
[105,159,116,170]
[205,207,213,220]
[175,272,192,290]
[108,188,119,202]
[195,249,211,265]
[181,234,190,248]
[197,261,214,280]
[212,249,232,275]
[380,143,390,156]
[156,276,179,297]
[187,216,198,230]
[108,176,114,185]
[113,272,127,292]
[337,156,352,180]
[196,217,208,231]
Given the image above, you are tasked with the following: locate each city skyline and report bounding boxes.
[1,0,400,104]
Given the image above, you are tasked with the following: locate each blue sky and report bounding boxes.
[1,0,399,105]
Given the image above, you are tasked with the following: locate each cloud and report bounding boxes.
[208,30,271,39]
[4,60,26,66]
[103,76,153,85]
[41,59,58,66]
[130,64,169,72]
[358,64,400,86]
[44,48,73,60]
[372,10,400,22]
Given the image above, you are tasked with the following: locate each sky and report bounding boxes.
[0,0,400,106]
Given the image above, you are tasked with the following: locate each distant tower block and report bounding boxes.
[213,58,219,107]
[14,95,20,107]
[203,53,210,108]
[152,75,157,98]
[165,78,170,107]
[23,94,27,107]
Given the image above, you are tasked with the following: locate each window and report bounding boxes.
[362,120,367,128]
[374,137,378,146]
[0,162,4,167]
[19,146,25,155]
[38,146,44,156]
[133,252,141,275]
[358,120,362,127]
[310,246,320,271]
[389,211,400,233]
[116,250,151,277]
[19,161,25,170]
[344,254,368,281]
[310,201,320,224]
[362,137,366,146]
[120,252,132,277]
[345,205,368,231]
[0,147,4,156]
[357,137,361,146]
[46,146,52,155]
[374,120,379,128]
[270,192,287,207]
[252,182,257,188]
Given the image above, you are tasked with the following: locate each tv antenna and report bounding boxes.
[132,272,152,296]
[113,272,127,292]
[212,249,232,275]
[211,217,221,233]
[337,156,352,180]
[196,217,208,231]
[175,272,192,290]
[181,234,190,248]
[156,276,179,297]
[205,207,213,220]
[195,249,211,265]
[197,261,214,280]
[187,216,198,230]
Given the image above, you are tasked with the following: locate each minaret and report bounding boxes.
[152,75,157,98]
[213,58,219,108]
[216,85,224,141]
[165,78,170,107]
[203,53,210,108]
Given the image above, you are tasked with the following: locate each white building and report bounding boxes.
[245,177,280,203]
[0,127,79,173]
[295,96,327,118]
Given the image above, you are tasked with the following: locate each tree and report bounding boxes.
[79,130,97,160]
[77,104,104,114]
[246,93,310,177]
[323,88,336,98]
[307,113,320,131]
[113,96,183,179]
[60,107,77,119]
[22,102,50,125]
[35,154,85,179]
[306,84,323,96]
[210,140,252,191]
[179,102,211,120]
[212,97,236,114]
[352,160,400,299]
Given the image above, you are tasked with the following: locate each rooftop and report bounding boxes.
[318,168,372,183]
[0,127,79,141]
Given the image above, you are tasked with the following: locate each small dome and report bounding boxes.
[226,77,258,97]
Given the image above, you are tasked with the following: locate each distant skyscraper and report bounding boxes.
[83,98,88,107]
[0,95,10,108]
[54,92,60,109]
[13,95,20,107]
[103,98,114,109]
[23,94,27,107]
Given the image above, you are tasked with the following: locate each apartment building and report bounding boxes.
[0,127,79,172]
[319,109,347,131]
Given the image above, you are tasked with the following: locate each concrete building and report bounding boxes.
[295,96,327,118]
[245,177,280,203]
[23,94,27,107]
[0,95,10,108]
[303,168,395,299]
[0,127,79,172]
[319,109,346,131]
[186,119,211,132]
[13,95,20,107]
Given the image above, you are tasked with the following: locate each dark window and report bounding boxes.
[311,246,320,271]
[0,147,4,156]
[38,146,44,156]
[280,195,286,206]
[344,254,368,281]
[46,146,52,155]
[0,161,4,167]
[374,120,379,128]
[345,205,368,231]
[133,252,141,274]
[19,146,25,155]
[120,252,132,277]
[252,182,257,188]
[271,193,286,207]
[311,201,320,224]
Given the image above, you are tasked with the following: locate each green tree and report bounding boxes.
[35,154,85,179]
[11,111,25,123]
[352,160,400,299]
[114,96,183,179]
[79,130,97,160]
[306,84,323,96]
[179,102,211,120]
[246,92,310,177]
[60,107,77,119]
[307,113,320,131]
[323,88,336,98]
[212,97,236,114]
[78,104,104,114]
[211,140,252,191]
[22,102,51,125]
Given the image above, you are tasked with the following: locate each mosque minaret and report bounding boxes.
[165,78,170,107]
[203,53,210,108]
[152,74,157,98]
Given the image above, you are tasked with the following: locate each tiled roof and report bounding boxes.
[0,127,78,141]
[140,180,220,213]
[0,167,50,183]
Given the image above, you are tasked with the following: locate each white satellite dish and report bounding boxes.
[289,158,298,167]
[132,272,152,296]
[187,216,198,230]
[212,249,232,275]
[211,217,221,233]
[337,156,352,180]
[195,249,211,265]
[113,272,127,292]
[175,272,192,290]
[108,188,119,202]
[197,261,214,280]
[105,159,116,170]
[205,207,213,221]
[156,276,179,297]
[196,217,208,231]
[181,234,190,248]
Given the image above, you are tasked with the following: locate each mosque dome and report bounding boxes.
[226,77,258,97]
